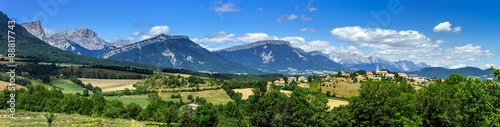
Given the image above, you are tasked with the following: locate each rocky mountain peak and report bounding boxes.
[102,34,190,58]
[20,20,45,40]
[45,28,109,50]
[219,40,292,52]
[112,39,131,47]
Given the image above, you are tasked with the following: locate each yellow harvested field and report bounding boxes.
[233,88,293,99]
[298,83,309,88]
[0,81,25,90]
[79,78,141,92]
[280,90,292,96]
[322,81,361,98]
[328,99,349,109]
[233,88,253,99]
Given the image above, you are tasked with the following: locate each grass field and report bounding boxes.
[321,81,361,98]
[159,89,233,105]
[104,95,180,106]
[233,88,291,99]
[80,78,140,92]
[158,72,192,78]
[0,81,25,90]
[309,81,320,92]
[39,62,83,67]
[327,98,349,110]
[0,110,170,127]
[233,88,253,99]
[298,83,310,88]
[50,79,87,94]
[106,89,232,106]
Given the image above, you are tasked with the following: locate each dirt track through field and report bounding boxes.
[80,78,141,92]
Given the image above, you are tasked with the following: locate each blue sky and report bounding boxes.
[1,0,499,69]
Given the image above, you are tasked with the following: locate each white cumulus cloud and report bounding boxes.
[330,26,492,67]
[433,21,462,33]
[236,33,278,43]
[128,25,170,41]
[191,31,235,44]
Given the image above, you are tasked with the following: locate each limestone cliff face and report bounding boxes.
[20,20,45,40]
[45,28,110,50]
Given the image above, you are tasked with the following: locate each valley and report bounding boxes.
[80,78,140,92]
[0,5,499,127]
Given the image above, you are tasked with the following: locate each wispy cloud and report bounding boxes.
[276,14,298,22]
[133,22,152,27]
[255,7,263,11]
[300,15,312,22]
[191,31,235,44]
[299,28,317,33]
[213,3,241,13]
[44,28,58,37]
[306,0,318,12]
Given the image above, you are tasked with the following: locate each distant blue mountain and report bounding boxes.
[216,40,352,75]
[407,67,494,79]
[103,34,262,74]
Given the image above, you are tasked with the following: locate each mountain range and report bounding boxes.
[0,11,164,71]
[215,40,352,75]
[329,52,430,72]
[103,34,261,74]
[407,67,494,79]
[11,13,494,77]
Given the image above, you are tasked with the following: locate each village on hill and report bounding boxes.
[268,64,435,89]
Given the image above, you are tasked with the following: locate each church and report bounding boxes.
[375,64,389,75]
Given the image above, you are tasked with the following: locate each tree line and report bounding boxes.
[1,68,499,126]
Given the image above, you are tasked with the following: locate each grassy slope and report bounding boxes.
[104,89,232,106]
[159,89,233,104]
[50,79,87,94]
[0,110,170,127]
[104,95,180,106]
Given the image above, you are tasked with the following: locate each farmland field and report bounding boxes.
[159,89,233,104]
[0,81,25,90]
[327,98,349,109]
[106,89,233,106]
[0,110,170,127]
[80,78,141,92]
[104,95,180,106]
[50,79,87,94]
[233,88,291,98]
[233,88,253,99]
[321,81,361,98]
